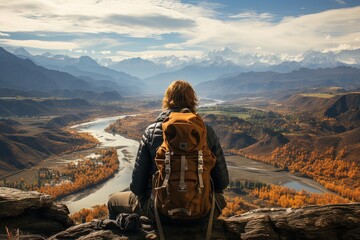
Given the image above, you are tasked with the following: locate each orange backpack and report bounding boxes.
[153,109,216,221]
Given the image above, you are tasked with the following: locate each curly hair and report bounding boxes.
[162,80,199,112]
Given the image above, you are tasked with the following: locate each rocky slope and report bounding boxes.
[1,187,359,240]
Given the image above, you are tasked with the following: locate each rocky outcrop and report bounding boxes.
[51,203,360,240]
[223,204,360,240]
[0,187,74,237]
[1,187,359,239]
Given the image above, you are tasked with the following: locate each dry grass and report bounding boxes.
[300,93,337,98]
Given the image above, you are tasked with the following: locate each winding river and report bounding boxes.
[64,115,139,213]
[63,100,330,213]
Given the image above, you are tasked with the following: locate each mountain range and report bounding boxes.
[105,47,360,92]
[103,47,360,79]
[0,48,141,100]
[3,46,360,97]
[196,66,360,99]
[12,47,143,95]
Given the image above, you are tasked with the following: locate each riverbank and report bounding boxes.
[1,114,140,213]
[226,155,330,194]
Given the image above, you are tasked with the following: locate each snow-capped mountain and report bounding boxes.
[201,47,282,66]
[151,55,196,67]
[106,47,360,79]
[299,49,360,68]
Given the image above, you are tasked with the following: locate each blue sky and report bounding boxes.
[0,0,359,60]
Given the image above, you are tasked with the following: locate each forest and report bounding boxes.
[3,148,119,200]
[38,148,119,199]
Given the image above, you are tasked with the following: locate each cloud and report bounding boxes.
[322,43,354,53]
[102,14,196,30]
[0,39,79,50]
[0,32,10,37]
[100,50,111,54]
[336,0,346,4]
[168,6,360,54]
[0,1,359,57]
[230,11,275,21]
[0,0,202,37]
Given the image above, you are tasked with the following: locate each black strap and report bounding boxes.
[180,108,191,113]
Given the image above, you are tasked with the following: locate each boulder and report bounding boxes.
[0,187,74,237]
[0,187,53,218]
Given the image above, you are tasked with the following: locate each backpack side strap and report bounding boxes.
[154,191,166,240]
[206,179,216,240]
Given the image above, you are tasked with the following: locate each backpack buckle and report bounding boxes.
[178,183,187,192]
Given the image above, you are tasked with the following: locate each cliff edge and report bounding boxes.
[1,187,359,240]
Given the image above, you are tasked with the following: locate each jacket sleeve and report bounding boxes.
[206,125,229,192]
[130,127,152,198]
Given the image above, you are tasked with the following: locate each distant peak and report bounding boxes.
[210,47,236,54]
[78,56,99,65]
[14,47,32,57]
[41,52,53,57]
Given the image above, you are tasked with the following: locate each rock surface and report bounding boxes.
[50,203,360,240]
[1,187,360,240]
[224,204,360,240]
[0,187,74,237]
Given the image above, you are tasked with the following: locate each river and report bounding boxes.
[63,100,329,213]
[63,115,139,213]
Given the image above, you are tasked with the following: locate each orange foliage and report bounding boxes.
[38,148,119,199]
[70,204,108,223]
[239,143,360,201]
[251,185,350,208]
[64,131,99,152]
[221,196,258,217]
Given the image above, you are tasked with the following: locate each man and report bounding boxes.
[108,80,229,223]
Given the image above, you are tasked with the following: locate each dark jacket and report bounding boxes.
[130,108,229,204]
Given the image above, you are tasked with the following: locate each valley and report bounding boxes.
[106,91,360,205]
[0,45,359,222]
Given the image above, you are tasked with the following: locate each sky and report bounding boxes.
[0,0,360,60]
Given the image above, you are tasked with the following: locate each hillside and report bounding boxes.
[0,88,123,102]
[283,94,337,116]
[0,114,98,176]
[325,93,360,118]
[283,92,360,128]
[0,98,103,176]
[14,48,142,90]
[0,98,91,117]
[0,48,133,99]
[0,48,92,92]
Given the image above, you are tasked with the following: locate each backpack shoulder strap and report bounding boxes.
[180,108,191,113]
